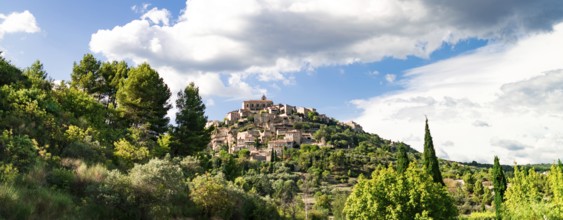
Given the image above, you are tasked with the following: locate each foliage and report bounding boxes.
[492,156,506,219]
[343,164,457,220]
[171,82,210,156]
[0,184,76,219]
[0,130,38,173]
[5,55,563,219]
[423,118,444,185]
[396,142,410,173]
[503,165,560,219]
[0,55,27,87]
[116,63,171,135]
[331,190,349,220]
[190,173,280,219]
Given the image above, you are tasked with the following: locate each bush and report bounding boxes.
[0,130,38,173]
[190,173,280,219]
[129,158,188,217]
[0,163,19,184]
[86,170,138,219]
[0,184,32,219]
[86,158,191,219]
[0,184,75,219]
[343,164,458,219]
[460,211,496,220]
[46,168,75,191]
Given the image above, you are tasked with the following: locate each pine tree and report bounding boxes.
[71,54,101,96]
[116,63,171,135]
[422,118,444,185]
[171,82,210,156]
[492,156,507,220]
[396,143,409,173]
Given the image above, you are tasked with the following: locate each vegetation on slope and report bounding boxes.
[1,54,562,219]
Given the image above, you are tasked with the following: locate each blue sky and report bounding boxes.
[2,0,563,164]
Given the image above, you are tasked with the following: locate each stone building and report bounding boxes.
[225,111,240,124]
[284,129,302,144]
[242,95,273,111]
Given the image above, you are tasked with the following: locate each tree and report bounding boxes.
[548,163,563,215]
[23,61,52,90]
[71,54,101,96]
[116,63,171,135]
[331,191,349,220]
[97,61,128,108]
[343,164,457,219]
[503,165,558,219]
[171,82,210,156]
[422,118,444,185]
[0,55,27,87]
[492,156,507,219]
[396,143,409,173]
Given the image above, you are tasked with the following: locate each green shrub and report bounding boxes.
[86,170,138,219]
[129,158,188,217]
[46,168,75,191]
[0,163,19,184]
[460,211,496,220]
[0,130,38,173]
[0,184,32,219]
[0,184,75,219]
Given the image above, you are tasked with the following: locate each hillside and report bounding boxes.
[208,95,415,159]
[1,54,562,219]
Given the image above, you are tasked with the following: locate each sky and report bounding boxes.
[1,0,563,164]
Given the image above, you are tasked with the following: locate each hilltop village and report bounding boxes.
[207,95,364,161]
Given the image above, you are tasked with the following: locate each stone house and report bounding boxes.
[242,95,273,111]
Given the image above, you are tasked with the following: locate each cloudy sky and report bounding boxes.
[2,0,563,164]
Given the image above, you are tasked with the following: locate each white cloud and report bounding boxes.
[352,23,563,164]
[141,8,171,26]
[131,3,151,14]
[385,74,396,83]
[0,10,40,40]
[90,0,563,101]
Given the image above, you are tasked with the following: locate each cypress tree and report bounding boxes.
[422,118,444,185]
[492,156,507,219]
[396,143,409,173]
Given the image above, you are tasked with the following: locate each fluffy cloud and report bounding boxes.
[352,23,563,164]
[0,10,40,40]
[88,1,563,163]
[90,0,563,100]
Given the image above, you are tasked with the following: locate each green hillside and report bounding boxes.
[1,54,562,219]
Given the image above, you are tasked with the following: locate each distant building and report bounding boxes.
[225,111,240,124]
[344,121,364,132]
[284,129,302,144]
[268,140,293,154]
[242,95,273,111]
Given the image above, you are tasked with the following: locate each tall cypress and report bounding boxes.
[396,143,410,173]
[423,118,444,185]
[492,156,507,219]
